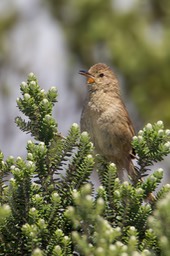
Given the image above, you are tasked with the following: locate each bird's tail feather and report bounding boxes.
[127,160,155,202]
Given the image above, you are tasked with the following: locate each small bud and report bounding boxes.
[27,153,33,159]
[121,253,128,256]
[27,161,34,167]
[28,72,35,78]
[20,82,28,91]
[21,81,27,87]
[148,228,154,233]
[98,185,104,191]
[130,235,136,241]
[42,99,48,105]
[115,178,120,183]
[32,248,43,256]
[53,192,59,198]
[157,168,164,174]
[22,223,29,230]
[51,192,60,203]
[158,129,164,135]
[1,204,11,217]
[14,168,20,172]
[97,197,104,206]
[85,195,92,202]
[114,190,120,197]
[1,161,5,167]
[30,232,35,237]
[138,130,144,136]
[30,81,36,86]
[150,175,156,182]
[165,129,170,136]
[87,154,93,159]
[72,190,79,200]
[72,123,79,129]
[38,219,45,227]
[16,156,22,161]
[130,226,136,231]
[136,188,143,195]
[157,120,163,127]
[50,86,57,92]
[110,163,116,168]
[138,136,143,142]
[3,204,10,211]
[89,142,94,147]
[55,229,63,236]
[133,136,138,141]
[96,247,104,254]
[27,140,33,145]
[10,165,15,170]
[30,207,36,212]
[39,142,45,146]
[66,206,74,214]
[164,184,170,189]
[45,114,52,121]
[109,245,116,251]
[123,245,128,251]
[81,131,88,137]
[142,249,151,256]
[164,141,170,149]
[115,227,121,232]
[24,93,30,100]
[115,241,123,247]
[145,123,152,130]
[35,194,40,199]
[38,143,46,153]
[82,183,91,193]
[53,245,62,253]
[123,181,129,186]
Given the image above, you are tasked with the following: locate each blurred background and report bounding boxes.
[0,0,170,180]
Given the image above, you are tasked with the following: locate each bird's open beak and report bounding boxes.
[79,70,95,84]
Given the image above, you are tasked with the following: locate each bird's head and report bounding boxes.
[79,63,118,93]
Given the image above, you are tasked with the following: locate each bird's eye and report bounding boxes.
[99,73,104,78]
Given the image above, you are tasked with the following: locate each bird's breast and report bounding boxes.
[81,92,133,161]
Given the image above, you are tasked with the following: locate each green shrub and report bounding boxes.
[0,73,170,255]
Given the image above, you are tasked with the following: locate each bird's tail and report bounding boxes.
[127,159,139,184]
[127,159,155,202]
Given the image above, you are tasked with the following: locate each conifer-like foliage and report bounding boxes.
[0,73,170,255]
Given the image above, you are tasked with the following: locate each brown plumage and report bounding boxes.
[79,63,138,183]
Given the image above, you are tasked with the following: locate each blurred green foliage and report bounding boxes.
[0,8,17,96]
[45,0,170,126]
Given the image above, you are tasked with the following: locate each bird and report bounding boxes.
[79,63,138,183]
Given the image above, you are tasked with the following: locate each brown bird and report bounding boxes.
[79,63,138,183]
